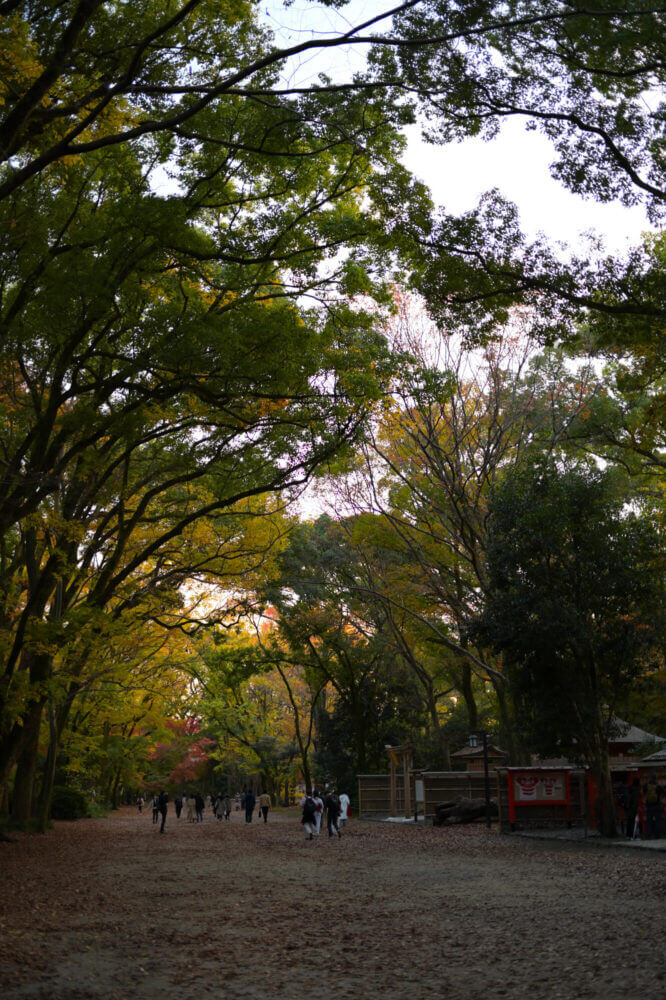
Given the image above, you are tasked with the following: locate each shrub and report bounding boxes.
[50,786,90,820]
[87,801,109,818]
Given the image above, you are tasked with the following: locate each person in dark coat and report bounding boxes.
[325,789,341,838]
[194,791,205,823]
[158,790,168,833]
[300,793,317,840]
[174,795,183,819]
[244,788,256,823]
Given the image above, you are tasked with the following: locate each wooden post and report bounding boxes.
[482,731,492,828]
[403,751,412,818]
[386,744,414,818]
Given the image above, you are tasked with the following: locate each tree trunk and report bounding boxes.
[429,701,451,770]
[460,660,478,731]
[2,532,59,816]
[273,663,313,793]
[491,673,522,763]
[301,758,312,795]
[593,750,617,838]
[11,697,44,827]
[36,704,60,832]
[0,719,27,806]
[423,678,451,769]
[110,768,122,809]
[353,702,367,774]
[103,773,114,805]
[294,713,312,794]
[436,723,452,771]
[433,796,498,826]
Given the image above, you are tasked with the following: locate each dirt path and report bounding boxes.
[1,807,665,999]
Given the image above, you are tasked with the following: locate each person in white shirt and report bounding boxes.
[339,792,350,827]
[313,790,324,835]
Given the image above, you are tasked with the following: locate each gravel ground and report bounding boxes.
[1,806,665,1000]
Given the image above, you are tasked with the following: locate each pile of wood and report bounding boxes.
[433,796,498,826]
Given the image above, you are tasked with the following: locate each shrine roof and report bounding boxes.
[608,717,665,745]
[452,743,508,759]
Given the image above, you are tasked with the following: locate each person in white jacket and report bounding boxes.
[339,792,350,827]
[313,790,324,835]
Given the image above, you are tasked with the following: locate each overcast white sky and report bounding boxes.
[262,0,654,255]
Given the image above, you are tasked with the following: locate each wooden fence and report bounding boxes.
[358,771,495,820]
[357,773,415,817]
[359,768,591,829]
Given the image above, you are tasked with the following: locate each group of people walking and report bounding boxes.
[136,785,352,839]
[138,790,169,833]
[175,792,234,823]
[239,790,272,823]
[138,791,225,831]
[300,788,350,840]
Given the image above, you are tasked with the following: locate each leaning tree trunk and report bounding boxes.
[434,796,499,826]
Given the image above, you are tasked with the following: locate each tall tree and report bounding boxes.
[340,298,600,752]
[474,459,664,837]
[191,625,313,798]
[260,516,426,778]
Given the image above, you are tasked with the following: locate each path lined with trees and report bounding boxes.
[2,808,666,999]
[1,2,665,839]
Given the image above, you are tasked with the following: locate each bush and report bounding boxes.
[87,801,109,818]
[50,786,90,820]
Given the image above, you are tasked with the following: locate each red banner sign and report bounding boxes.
[507,769,572,825]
